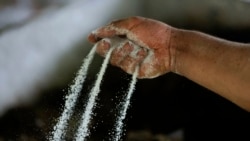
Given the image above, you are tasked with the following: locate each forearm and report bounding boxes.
[170,28,250,111]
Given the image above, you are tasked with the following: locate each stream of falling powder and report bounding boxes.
[112,66,139,141]
[50,45,97,141]
[75,47,115,141]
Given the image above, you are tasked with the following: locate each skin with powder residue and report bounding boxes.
[88,16,250,112]
[89,17,171,78]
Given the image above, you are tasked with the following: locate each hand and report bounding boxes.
[88,16,173,78]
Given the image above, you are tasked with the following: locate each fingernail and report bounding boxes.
[137,48,148,57]
[123,41,134,51]
[91,28,100,35]
[102,38,111,44]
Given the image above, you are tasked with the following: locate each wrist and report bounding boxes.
[169,28,187,75]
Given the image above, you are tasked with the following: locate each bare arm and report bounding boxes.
[171,29,250,111]
[88,16,250,112]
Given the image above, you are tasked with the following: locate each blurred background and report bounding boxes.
[0,0,250,141]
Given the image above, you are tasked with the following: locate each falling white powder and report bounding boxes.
[75,46,115,141]
[50,45,97,141]
[51,36,141,141]
[113,66,138,141]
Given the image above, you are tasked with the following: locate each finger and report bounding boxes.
[95,38,111,57]
[119,45,148,75]
[88,26,120,43]
[109,16,144,31]
[109,42,131,67]
[88,16,144,43]
[137,52,160,79]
